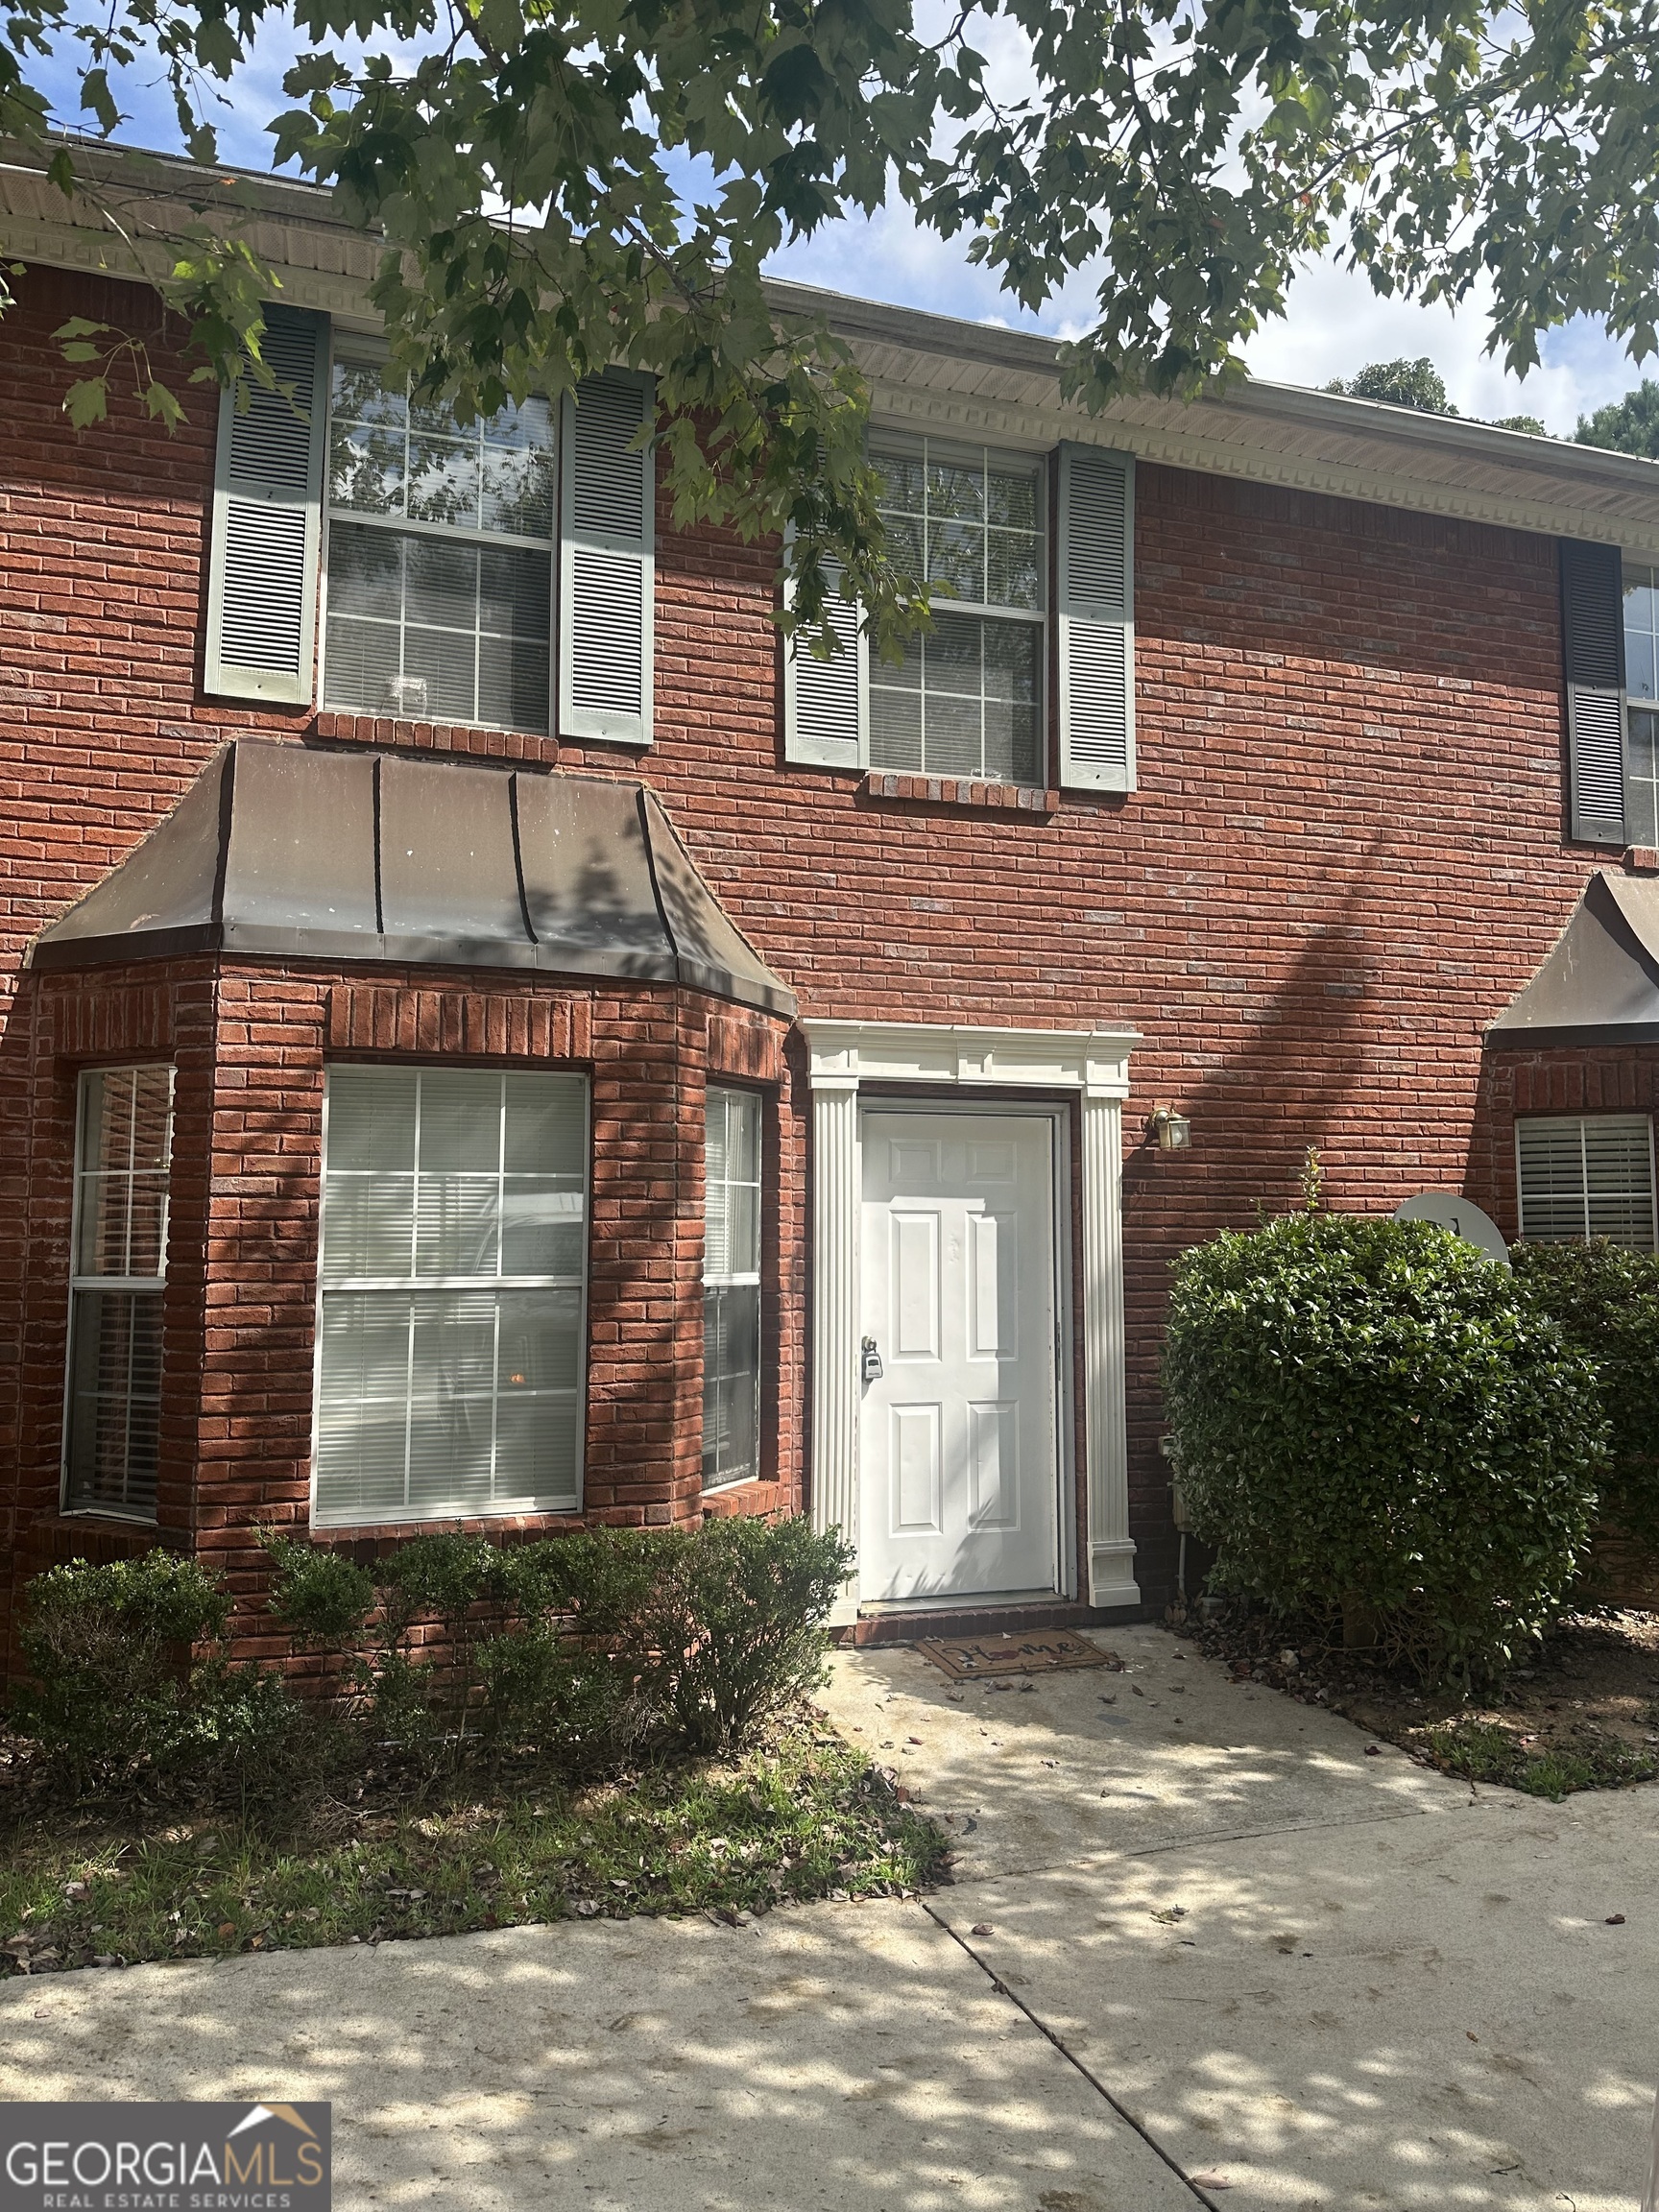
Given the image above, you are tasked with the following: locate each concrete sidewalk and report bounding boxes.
[0,1624,1651,2209]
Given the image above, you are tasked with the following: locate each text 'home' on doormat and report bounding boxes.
[917,1631,1123,1681]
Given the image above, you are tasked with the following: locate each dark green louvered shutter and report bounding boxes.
[1560,539,1627,845]
[559,372,656,744]
[204,305,329,703]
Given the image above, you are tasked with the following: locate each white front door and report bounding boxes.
[858,1110,1061,1603]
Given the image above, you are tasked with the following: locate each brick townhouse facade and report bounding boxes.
[4,147,1659,1657]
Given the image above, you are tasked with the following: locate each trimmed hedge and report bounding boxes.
[1512,1238,1659,1549]
[1163,1214,1608,1681]
[10,1518,853,1800]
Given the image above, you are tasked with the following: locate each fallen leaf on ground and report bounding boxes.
[970,1922,995,1936]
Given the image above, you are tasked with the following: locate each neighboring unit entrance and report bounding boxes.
[858,1110,1062,1603]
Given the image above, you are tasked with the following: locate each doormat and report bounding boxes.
[917,1630,1122,1681]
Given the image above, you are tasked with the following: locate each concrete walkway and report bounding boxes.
[0,1624,1652,2209]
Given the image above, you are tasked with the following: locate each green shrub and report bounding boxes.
[628,1517,853,1755]
[12,1552,231,1784]
[10,1552,321,1803]
[260,1532,376,1647]
[1512,1239,1659,1547]
[1164,1214,1607,1682]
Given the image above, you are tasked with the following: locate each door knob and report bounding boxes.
[860,1335,884,1383]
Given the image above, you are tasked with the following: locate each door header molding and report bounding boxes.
[804,1021,1137,1100]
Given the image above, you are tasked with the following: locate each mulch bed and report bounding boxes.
[1167,1601,1659,1796]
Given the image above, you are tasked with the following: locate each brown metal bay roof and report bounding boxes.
[30,740,796,1017]
[1488,872,1659,1046]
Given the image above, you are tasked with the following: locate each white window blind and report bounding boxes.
[322,351,555,733]
[63,1067,175,1519]
[703,1087,762,1489]
[205,307,330,704]
[1516,1115,1656,1249]
[315,1067,589,1526]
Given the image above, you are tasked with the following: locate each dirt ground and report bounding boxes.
[1170,1602,1659,1793]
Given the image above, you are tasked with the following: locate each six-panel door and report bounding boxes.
[858,1110,1061,1601]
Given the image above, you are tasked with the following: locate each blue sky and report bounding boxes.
[30,34,1646,438]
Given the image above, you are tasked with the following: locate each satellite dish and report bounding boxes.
[1393,1191,1510,1268]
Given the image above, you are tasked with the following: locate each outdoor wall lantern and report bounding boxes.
[1150,1107,1193,1152]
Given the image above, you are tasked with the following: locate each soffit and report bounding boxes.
[30,739,797,1016]
[7,142,1659,550]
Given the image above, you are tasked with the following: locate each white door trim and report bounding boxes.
[805,1021,1141,1623]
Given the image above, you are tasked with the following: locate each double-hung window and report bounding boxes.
[703,1088,763,1489]
[64,1067,174,1519]
[315,1067,589,1527]
[1516,1115,1657,1249]
[322,350,556,734]
[1625,564,1659,845]
[869,438,1046,786]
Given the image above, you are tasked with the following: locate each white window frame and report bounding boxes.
[61,1064,176,1523]
[318,333,557,736]
[702,1085,765,1492]
[1515,1113,1658,1249]
[310,1064,591,1528]
[866,432,1049,786]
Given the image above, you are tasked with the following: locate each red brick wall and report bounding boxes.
[0,261,1625,1613]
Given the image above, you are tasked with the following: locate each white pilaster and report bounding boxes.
[808,1072,861,1623]
[1081,1091,1140,1609]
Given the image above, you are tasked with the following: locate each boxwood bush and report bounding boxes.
[1164,1214,1608,1682]
[1511,1239,1659,1548]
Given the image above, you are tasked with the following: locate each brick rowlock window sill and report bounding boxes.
[311,710,563,767]
[861,771,1061,816]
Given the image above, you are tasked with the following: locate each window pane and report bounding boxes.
[928,461,984,521]
[988,531,1042,612]
[479,546,552,641]
[988,468,1038,531]
[328,1068,417,1172]
[330,421,406,517]
[64,1286,163,1516]
[328,522,404,620]
[927,520,984,603]
[870,686,923,771]
[316,1070,589,1524]
[323,1174,416,1280]
[483,445,556,539]
[407,435,481,530]
[332,357,406,433]
[703,1285,760,1488]
[504,1072,587,1174]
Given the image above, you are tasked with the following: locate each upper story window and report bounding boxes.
[868,438,1046,786]
[1625,565,1658,845]
[321,349,556,734]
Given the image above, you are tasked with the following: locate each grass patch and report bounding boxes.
[0,1720,946,1978]
[1420,1717,1658,1801]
